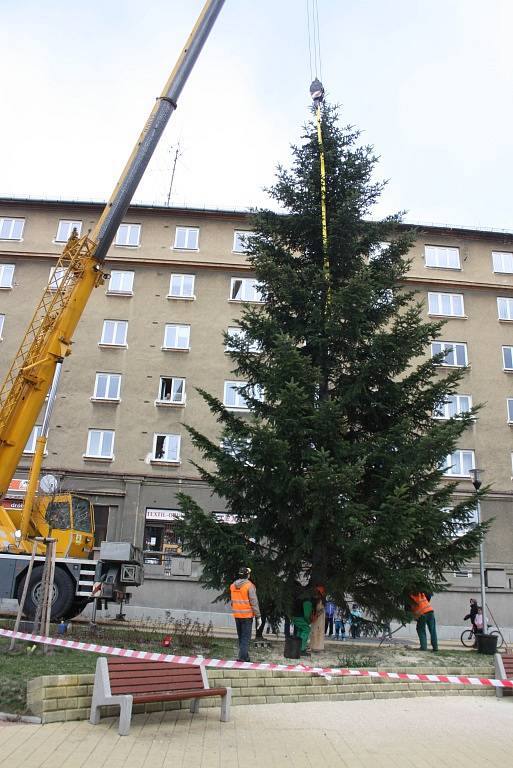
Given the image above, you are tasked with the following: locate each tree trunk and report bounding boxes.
[310,600,325,651]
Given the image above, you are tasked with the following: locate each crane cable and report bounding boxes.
[307,0,329,302]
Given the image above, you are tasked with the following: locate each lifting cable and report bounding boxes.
[307,1,329,301]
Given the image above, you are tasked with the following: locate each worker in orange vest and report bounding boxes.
[409,591,438,651]
[230,567,261,662]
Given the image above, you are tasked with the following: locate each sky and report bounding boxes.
[2,0,513,230]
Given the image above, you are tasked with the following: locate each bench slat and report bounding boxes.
[109,669,203,682]
[112,681,206,694]
[132,687,227,705]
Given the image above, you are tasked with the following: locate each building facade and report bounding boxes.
[1,198,513,632]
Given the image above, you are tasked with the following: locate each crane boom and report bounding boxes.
[0,0,225,498]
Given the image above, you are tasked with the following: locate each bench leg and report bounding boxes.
[220,687,232,722]
[118,696,134,737]
[190,698,200,714]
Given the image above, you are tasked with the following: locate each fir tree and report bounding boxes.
[177,104,487,622]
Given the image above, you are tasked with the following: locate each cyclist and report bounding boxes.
[463,598,478,633]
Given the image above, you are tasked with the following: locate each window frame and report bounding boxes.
[492,251,513,274]
[433,394,472,420]
[115,223,141,248]
[502,346,513,372]
[507,399,513,424]
[173,226,199,251]
[0,217,24,241]
[106,270,135,296]
[99,319,128,347]
[55,219,82,243]
[497,297,513,321]
[0,313,4,340]
[443,449,475,478]
[424,245,461,270]
[229,277,264,303]
[152,433,181,463]
[84,429,115,460]
[225,326,261,353]
[92,372,122,402]
[0,264,15,289]
[427,292,465,317]
[223,380,263,410]
[156,376,186,406]
[48,265,67,292]
[168,273,195,299]
[233,230,255,253]
[23,425,47,455]
[162,324,190,351]
[431,341,468,367]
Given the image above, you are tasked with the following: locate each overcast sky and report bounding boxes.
[2,1,513,230]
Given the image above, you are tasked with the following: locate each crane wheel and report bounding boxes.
[17,566,76,622]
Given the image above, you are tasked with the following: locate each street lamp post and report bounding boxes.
[468,469,487,633]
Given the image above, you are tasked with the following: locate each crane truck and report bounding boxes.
[0,0,225,621]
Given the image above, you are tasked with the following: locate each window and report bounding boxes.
[226,326,261,353]
[233,230,255,253]
[48,266,67,291]
[230,277,263,302]
[152,434,181,462]
[428,292,465,317]
[492,251,513,274]
[115,223,141,247]
[223,381,263,410]
[424,245,460,269]
[221,436,251,457]
[0,264,15,289]
[168,274,195,299]
[144,509,184,563]
[433,395,472,420]
[107,270,134,295]
[163,324,190,350]
[85,429,115,459]
[23,425,45,454]
[93,373,121,401]
[443,450,475,478]
[100,320,128,346]
[0,314,4,340]
[173,227,199,250]
[0,218,24,240]
[157,377,186,405]
[431,341,468,367]
[368,241,390,261]
[497,297,513,321]
[507,399,513,423]
[503,346,513,371]
[55,220,82,243]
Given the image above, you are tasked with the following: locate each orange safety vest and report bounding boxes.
[410,592,433,619]
[230,580,255,619]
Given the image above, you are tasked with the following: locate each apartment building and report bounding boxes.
[1,197,512,629]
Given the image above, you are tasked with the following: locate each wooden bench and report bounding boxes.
[89,656,232,735]
[494,652,513,698]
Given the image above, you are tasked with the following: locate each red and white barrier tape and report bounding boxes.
[1,627,511,689]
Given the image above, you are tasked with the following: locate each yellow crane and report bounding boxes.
[0,0,225,620]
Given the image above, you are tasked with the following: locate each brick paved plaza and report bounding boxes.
[1,696,512,767]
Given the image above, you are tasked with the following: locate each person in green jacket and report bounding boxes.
[291,587,325,655]
[292,596,313,654]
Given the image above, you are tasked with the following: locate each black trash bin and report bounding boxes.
[476,633,498,655]
[284,636,301,659]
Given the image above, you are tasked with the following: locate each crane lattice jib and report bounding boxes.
[0,235,101,496]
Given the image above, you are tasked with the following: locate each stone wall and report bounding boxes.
[27,664,495,724]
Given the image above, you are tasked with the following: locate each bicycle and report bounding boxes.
[460,624,504,649]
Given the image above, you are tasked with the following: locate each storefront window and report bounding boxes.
[144,509,183,570]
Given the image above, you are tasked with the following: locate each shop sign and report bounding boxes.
[6,478,28,497]
[145,508,183,522]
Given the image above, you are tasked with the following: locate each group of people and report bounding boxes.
[324,600,363,640]
[229,567,445,662]
[464,598,486,638]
